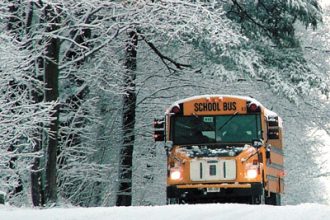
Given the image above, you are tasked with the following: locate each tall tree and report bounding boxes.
[5,0,25,200]
[44,3,61,204]
[25,1,47,207]
[116,30,138,206]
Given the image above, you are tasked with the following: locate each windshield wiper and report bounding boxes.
[217,111,238,133]
[192,113,214,130]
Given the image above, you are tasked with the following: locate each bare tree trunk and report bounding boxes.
[44,4,61,204]
[31,75,46,206]
[6,1,46,206]
[31,126,45,206]
[22,1,46,207]
[116,30,138,206]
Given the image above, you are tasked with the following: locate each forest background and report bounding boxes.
[0,0,329,207]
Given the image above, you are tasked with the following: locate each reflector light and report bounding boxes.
[153,119,164,129]
[249,103,258,112]
[171,106,181,114]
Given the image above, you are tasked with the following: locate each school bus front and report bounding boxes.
[154,95,284,205]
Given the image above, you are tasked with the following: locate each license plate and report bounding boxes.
[206,187,220,193]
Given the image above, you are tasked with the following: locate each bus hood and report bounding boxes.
[175,145,247,158]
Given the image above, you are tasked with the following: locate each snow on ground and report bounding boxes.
[1,203,330,220]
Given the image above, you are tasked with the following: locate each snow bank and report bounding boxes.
[1,203,330,220]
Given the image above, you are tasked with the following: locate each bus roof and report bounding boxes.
[166,94,264,113]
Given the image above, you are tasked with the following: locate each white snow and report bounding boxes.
[1,203,330,220]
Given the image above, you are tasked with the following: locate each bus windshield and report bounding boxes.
[172,114,262,145]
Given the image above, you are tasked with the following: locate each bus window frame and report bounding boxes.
[170,113,262,145]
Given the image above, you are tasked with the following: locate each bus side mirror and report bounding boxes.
[252,139,263,148]
[266,145,271,160]
[266,145,272,164]
[153,118,165,142]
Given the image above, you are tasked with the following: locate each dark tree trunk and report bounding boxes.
[31,77,45,206]
[7,1,46,206]
[116,30,138,206]
[44,4,61,204]
[22,2,46,207]
[31,122,45,206]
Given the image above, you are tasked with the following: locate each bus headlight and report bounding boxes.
[246,169,258,179]
[170,168,182,180]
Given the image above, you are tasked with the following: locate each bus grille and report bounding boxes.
[190,159,236,181]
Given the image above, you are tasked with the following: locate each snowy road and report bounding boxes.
[1,203,330,220]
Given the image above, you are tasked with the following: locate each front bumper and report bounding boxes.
[167,182,263,203]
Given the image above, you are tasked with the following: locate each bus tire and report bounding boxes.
[250,195,262,205]
[265,191,281,206]
[167,198,180,205]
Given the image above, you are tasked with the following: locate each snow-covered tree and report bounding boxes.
[0,33,55,205]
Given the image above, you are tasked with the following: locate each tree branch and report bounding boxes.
[141,36,191,72]
[304,46,330,53]
[59,26,127,71]
[231,0,273,39]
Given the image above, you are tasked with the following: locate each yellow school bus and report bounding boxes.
[154,95,284,205]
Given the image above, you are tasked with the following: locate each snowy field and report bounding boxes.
[1,203,330,220]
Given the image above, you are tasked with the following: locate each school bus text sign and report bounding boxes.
[183,97,247,115]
